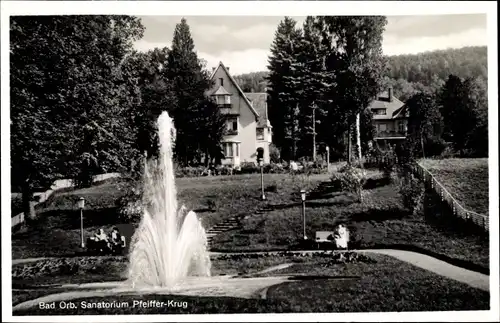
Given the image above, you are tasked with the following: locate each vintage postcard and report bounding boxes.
[1,1,498,322]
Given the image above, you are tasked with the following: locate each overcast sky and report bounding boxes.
[135,14,488,75]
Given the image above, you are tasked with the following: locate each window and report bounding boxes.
[216,95,231,106]
[375,109,386,115]
[256,128,264,140]
[224,143,233,157]
[227,118,238,132]
[219,78,224,86]
[398,121,406,133]
[378,123,387,132]
[235,143,239,157]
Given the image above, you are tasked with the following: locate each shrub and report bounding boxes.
[116,182,142,223]
[379,149,397,180]
[267,162,286,174]
[440,145,459,159]
[175,166,207,178]
[239,162,259,174]
[329,172,344,192]
[397,169,425,216]
[216,165,234,176]
[425,138,448,157]
[265,184,278,193]
[269,144,281,163]
[330,165,367,202]
[206,199,217,211]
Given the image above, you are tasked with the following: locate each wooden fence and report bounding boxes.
[412,162,489,232]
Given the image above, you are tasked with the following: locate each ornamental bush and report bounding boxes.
[330,165,367,202]
[396,169,425,216]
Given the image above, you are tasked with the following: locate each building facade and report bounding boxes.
[368,88,408,149]
[208,62,272,167]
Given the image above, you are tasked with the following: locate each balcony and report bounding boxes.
[226,129,238,136]
[218,104,239,115]
[374,131,407,139]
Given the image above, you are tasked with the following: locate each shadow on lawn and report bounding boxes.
[261,197,356,213]
[349,207,408,222]
[306,177,392,202]
[363,177,392,190]
[422,190,489,238]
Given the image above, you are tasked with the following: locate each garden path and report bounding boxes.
[12,248,489,292]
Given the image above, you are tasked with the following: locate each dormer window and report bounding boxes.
[216,95,231,105]
[374,109,386,115]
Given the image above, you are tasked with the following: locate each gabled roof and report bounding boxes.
[368,90,406,120]
[245,92,271,128]
[209,61,259,118]
[392,104,409,119]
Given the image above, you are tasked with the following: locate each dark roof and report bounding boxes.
[245,92,270,128]
[368,90,406,120]
[392,104,409,119]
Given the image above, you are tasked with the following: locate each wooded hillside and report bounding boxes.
[234,46,488,102]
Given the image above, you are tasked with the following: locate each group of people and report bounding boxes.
[89,227,126,254]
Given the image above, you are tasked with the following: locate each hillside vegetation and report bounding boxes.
[234,46,487,102]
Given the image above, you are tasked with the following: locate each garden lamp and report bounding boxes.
[78,197,85,210]
[326,146,330,172]
[300,189,307,240]
[78,197,85,248]
[300,189,306,202]
[259,158,266,200]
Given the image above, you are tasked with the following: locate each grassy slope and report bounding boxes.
[11,173,330,258]
[11,168,489,268]
[419,158,489,215]
[212,174,489,268]
[13,255,489,314]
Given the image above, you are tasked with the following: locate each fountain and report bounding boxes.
[12,111,298,313]
[127,111,211,289]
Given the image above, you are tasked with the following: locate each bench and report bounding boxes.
[315,231,336,250]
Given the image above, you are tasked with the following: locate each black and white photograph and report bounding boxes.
[1,1,498,322]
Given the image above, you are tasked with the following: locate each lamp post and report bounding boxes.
[300,189,307,240]
[77,197,85,248]
[326,146,330,172]
[259,159,266,200]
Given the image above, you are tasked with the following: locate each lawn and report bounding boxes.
[211,172,489,269]
[13,254,489,314]
[11,173,330,259]
[419,158,489,215]
[11,167,490,270]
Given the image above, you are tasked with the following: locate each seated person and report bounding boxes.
[110,227,122,246]
[95,228,108,242]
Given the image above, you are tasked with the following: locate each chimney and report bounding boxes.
[226,66,230,72]
[388,87,393,102]
[212,67,216,73]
